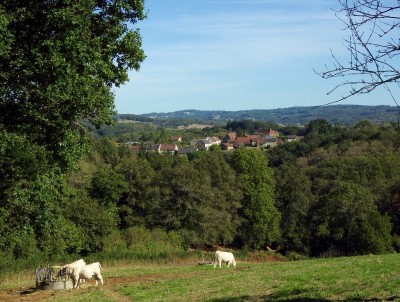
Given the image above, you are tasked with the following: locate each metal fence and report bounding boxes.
[35,266,73,290]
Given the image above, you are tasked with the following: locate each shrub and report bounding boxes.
[123,226,184,259]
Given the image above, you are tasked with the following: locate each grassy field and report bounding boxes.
[1,253,399,301]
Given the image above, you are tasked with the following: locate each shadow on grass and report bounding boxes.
[208,296,398,302]
[207,288,399,302]
[208,295,330,302]
[207,287,327,302]
[20,288,37,294]
[208,297,326,302]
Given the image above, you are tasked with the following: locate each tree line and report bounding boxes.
[2,118,400,269]
[130,105,399,126]
[3,0,400,275]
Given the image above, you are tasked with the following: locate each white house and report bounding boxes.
[196,136,221,150]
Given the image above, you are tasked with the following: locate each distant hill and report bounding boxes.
[131,105,399,126]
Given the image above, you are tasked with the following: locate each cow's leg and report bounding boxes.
[73,279,79,289]
[219,260,222,268]
[93,274,102,286]
[72,276,79,288]
[227,260,231,267]
[97,274,103,285]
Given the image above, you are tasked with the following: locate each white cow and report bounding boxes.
[62,259,87,283]
[68,262,104,288]
[66,259,86,267]
[213,250,236,268]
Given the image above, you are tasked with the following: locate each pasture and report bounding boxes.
[0,253,399,301]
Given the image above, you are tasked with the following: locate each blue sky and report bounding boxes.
[114,0,394,114]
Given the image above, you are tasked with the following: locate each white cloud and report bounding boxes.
[142,4,345,70]
[117,0,376,114]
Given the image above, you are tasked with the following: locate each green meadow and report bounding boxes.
[2,253,400,301]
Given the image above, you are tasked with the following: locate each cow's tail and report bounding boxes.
[99,262,106,271]
[213,251,220,266]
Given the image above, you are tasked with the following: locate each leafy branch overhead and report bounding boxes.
[0,0,146,169]
[317,0,400,108]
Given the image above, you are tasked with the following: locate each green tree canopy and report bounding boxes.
[311,181,393,256]
[275,162,314,254]
[0,0,146,169]
[233,147,280,249]
[0,0,146,262]
[192,152,242,246]
[116,153,156,228]
[305,119,332,136]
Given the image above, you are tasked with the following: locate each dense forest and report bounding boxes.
[2,0,400,275]
[2,118,400,271]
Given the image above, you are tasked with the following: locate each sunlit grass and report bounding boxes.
[3,253,400,301]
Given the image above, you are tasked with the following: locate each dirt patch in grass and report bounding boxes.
[0,287,51,302]
[0,257,278,302]
[245,251,285,263]
[0,271,211,302]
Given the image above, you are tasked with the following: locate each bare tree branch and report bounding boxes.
[316,0,400,110]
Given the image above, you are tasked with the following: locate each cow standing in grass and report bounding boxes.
[67,262,104,288]
[65,259,86,267]
[61,259,87,283]
[213,251,236,268]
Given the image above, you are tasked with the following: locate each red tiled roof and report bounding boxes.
[256,128,279,136]
[130,145,141,152]
[160,144,177,151]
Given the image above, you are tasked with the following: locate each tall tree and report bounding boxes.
[0,0,145,260]
[275,162,314,255]
[305,119,332,135]
[146,158,215,246]
[311,181,393,256]
[233,147,280,249]
[0,0,146,169]
[192,152,242,246]
[116,153,156,228]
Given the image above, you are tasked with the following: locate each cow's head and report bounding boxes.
[59,266,70,276]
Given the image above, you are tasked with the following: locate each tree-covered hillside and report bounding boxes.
[127,105,399,126]
[3,119,400,274]
[73,121,400,258]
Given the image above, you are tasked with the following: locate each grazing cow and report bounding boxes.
[61,259,87,283]
[213,250,236,268]
[49,265,66,281]
[66,259,86,267]
[68,262,104,288]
